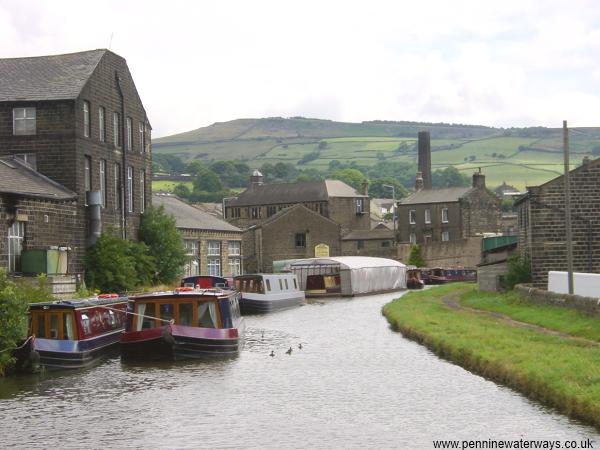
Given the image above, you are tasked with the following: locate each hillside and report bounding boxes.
[153,117,600,190]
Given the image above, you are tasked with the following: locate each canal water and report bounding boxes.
[0,291,597,449]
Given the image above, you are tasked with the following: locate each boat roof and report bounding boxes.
[234,273,295,279]
[290,256,406,270]
[130,288,234,301]
[28,296,128,310]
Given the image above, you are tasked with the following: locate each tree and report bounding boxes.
[193,168,223,192]
[504,253,532,289]
[432,166,470,188]
[331,168,367,191]
[407,245,426,267]
[368,178,408,199]
[173,183,191,199]
[0,269,29,374]
[318,141,328,150]
[138,205,187,284]
[85,233,140,292]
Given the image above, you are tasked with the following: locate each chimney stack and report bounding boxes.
[417,131,432,190]
[472,168,486,189]
[415,171,424,191]
[362,180,369,196]
[250,169,264,188]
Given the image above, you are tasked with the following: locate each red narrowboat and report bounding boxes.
[120,288,245,360]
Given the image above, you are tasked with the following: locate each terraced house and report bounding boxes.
[0,49,152,275]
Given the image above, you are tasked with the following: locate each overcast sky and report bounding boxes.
[2,0,600,138]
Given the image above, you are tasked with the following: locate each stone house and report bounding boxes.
[397,171,501,245]
[515,156,600,288]
[153,194,243,278]
[224,172,370,234]
[242,204,341,273]
[0,49,152,273]
[341,228,395,258]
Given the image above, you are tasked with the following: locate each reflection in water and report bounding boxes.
[0,291,597,449]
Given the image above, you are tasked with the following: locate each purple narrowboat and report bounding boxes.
[13,295,128,373]
[120,287,245,360]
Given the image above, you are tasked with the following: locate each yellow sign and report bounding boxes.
[314,243,330,257]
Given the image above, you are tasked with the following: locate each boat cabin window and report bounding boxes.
[293,278,298,289]
[265,279,271,292]
[137,303,156,330]
[81,313,91,335]
[160,304,174,322]
[278,279,283,290]
[179,303,193,326]
[31,310,76,340]
[284,278,289,290]
[198,301,218,328]
[237,277,264,294]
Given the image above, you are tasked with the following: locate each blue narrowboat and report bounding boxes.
[13,295,127,373]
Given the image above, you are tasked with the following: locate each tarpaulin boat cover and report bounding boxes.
[289,256,406,296]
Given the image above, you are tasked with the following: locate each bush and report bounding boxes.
[505,253,532,289]
[407,244,426,267]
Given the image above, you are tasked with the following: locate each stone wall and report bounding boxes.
[515,284,600,317]
[341,238,395,258]
[460,188,502,237]
[478,261,508,292]
[397,237,482,267]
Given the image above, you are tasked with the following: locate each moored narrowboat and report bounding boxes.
[120,288,245,360]
[13,295,127,373]
[234,273,305,314]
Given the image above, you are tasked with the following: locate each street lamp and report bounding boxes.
[382,184,396,243]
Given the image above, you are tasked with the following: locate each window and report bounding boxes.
[179,303,193,326]
[442,231,450,241]
[228,241,241,256]
[208,241,221,256]
[357,240,364,250]
[229,258,241,276]
[381,241,391,248]
[184,239,199,256]
[100,159,107,208]
[266,279,271,291]
[409,210,416,224]
[230,208,241,218]
[267,206,277,217]
[99,107,106,142]
[425,209,431,224]
[115,163,121,211]
[8,221,24,273]
[442,208,449,223]
[250,207,261,219]
[139,122,145,152]
[126,117,133,150]
[355,198,364,214]
[424,234,432,244]
[13,107,36,135]
[83,101,90,137]
[113,112,121,148]
[14,153,37,170]
[127,166,133,212]
[183,239,199,276]
[295,233,306,248]
[409,233,416,244]
[208,258,221,276]
[84,156,92,193]
[139,169,145,213]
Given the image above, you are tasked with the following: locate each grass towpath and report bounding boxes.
[382,284,600,430]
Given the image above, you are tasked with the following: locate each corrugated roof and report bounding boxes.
[342,229,394,240]
[152,194,242,233]
[0,157,76,200]
[400,187,472,205]
[229,179,366,207]
[290,256,405,269]
[0,49,106,102]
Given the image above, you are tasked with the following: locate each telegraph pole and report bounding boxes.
[563,120,574,294]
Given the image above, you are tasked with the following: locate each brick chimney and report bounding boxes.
[250,169,263,188]
[415,171,424,191]
[417,131,432,190]
[362,180,369,196]
[472,168,486,189]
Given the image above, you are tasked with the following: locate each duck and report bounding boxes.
[269,350,275,357]
[298,343,303,350]
[285,347,293,355]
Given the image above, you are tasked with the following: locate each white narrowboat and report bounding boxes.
[234,274,305,314]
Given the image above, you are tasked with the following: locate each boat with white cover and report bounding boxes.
[234,273,305,314]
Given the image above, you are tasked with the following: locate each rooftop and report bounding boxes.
[400,187,472,205]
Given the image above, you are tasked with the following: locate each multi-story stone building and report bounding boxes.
[224,172,370,233]
[153,194,243,278]
[515,156,600,288]
[0,49,152,273]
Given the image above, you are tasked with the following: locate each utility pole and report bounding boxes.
[383,184,396,243]
[563,120,574,294]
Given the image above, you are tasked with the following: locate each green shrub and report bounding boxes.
[0,269,30,375]
[407,244,426,267]
[505,253,532,289]
[85,233,140,293]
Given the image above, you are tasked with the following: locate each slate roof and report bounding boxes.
[229,179,366,207]
[152,194,241,233]
[0,157,76,200]
[0,49,106,102]
[400,187,472,205]
[258,203,340,229]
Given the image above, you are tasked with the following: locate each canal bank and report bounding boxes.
[383,284,600,430]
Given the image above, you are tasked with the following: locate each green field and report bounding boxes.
[153,118,600,191]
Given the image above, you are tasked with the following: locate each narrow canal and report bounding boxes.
[0,290,597,449]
